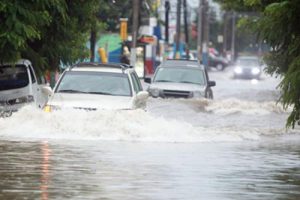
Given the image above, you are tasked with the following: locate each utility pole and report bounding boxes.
[90,27,96,62]
[130,0,139,66]
[183,0,189,59]
[165,0,170,44]
[202,0,209,67]
[175,0,182,59]
[223,12,228,58]
[197,0,203,61]
[231,11,236,62]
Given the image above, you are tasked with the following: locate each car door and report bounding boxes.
[130,71,147,108]
[28,65,45,108]
[130,71,143,95]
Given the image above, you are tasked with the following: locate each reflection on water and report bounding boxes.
[0,138,299,200]
[41,142,50,200]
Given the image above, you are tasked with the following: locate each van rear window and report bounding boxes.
[0,65,29,91]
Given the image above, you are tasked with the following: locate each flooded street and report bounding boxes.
[1,67,300,199]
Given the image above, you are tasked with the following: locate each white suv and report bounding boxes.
[44,62,149,111]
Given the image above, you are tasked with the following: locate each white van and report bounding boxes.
[0,59,48,116]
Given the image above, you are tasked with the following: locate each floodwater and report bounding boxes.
[0,67,299,200]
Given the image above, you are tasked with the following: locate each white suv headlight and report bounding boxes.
[44,104,60,113]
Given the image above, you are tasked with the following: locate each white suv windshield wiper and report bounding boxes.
[58,90,113,95]
[57,89,86,93]
[86,91,113,95]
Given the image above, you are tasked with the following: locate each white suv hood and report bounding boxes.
[48,93,133,110]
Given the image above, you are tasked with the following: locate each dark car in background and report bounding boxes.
[208,53,229,71]
[190,49,229,71]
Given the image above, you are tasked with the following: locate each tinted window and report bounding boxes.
[56,71,132,96]
[154,67,206,85]
[0,65,29,91]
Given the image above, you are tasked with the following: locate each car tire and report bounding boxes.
[216,63,224,71]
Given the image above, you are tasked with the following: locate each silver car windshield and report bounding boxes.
[237,58,260,67]
[153,67,206,85]
[0,65,29,91]
[56,71,132,96]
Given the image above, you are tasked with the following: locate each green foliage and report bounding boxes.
[0,0,101,72]
[0,0,52,62]
[97,0,132,32]
[216,0,300,128]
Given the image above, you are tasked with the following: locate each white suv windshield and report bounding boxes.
[0,65,29,91]
[56,71,132,96]
[154,67,206,85]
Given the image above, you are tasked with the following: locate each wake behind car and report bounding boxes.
[0,59,48,116]
[145,59,216,99]
[43,62,148,112]
[233,56,262,79]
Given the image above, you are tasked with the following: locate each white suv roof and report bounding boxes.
[69,62,134,74]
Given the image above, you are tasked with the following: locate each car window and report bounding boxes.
[237,58,260,66]
[130,72,142,93]
[56,71,132,96]
[0,65,29,91]
[29,66,36,83]
[154,67,206,85]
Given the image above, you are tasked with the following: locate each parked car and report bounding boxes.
[145,59,216,99]
[208,53,229,71]
[43,62,149,112]
[0,59,48,116]
[190,49,229,70]
[233,56,262,79]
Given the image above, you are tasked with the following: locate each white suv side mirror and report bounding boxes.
[42,86,53,96]
[136,91,149,101]
[133,91,149,109]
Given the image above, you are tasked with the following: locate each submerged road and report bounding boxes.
[0,66,299,200]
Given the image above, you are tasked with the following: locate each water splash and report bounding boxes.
[0,105,295,143]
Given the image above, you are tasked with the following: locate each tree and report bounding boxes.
[0,0,53,62]
[215,0,300,128]
[0,0,101,74]
[23,0,101,72]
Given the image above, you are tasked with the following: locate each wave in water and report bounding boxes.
[0,105,296,143]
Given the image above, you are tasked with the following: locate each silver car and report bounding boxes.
[233,56,262,79]
[145,60,216,99]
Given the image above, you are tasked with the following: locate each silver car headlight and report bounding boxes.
[251,67,260,75]
[234,66,242,74]
[149,88,160,97]
[192,91,204,98]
